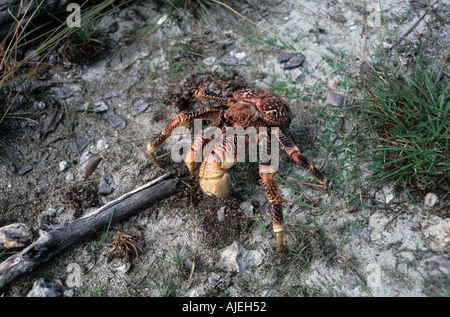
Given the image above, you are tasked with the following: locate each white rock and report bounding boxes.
[27,278,61,297]
[235,52,246,59]
[59,161,69,172]
[113,262,131,274]
[63,289,75,297]
[376,184,395,204]
[424,193,439,208]
[156,14,168,25]
[216,241,265,274]
[96,139,108,152]
[217,206,226,222]
[383,184,395,204]
[385,193,394,204]
[66,172,75,183]
[239,201,253,217]
[422,216,450,256]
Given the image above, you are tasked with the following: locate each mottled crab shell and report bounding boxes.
[233,89,292,127]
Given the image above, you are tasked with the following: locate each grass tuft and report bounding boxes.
[358,46,449,190]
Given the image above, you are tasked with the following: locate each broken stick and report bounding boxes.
[0,174,186,290]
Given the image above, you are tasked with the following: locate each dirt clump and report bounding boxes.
[61,184,100,217]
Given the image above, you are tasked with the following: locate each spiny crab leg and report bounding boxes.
[147,109,222,168]
[258,129,284,253]
[185,123,222,176]
[276,129,328,190]
[258,128,328,253]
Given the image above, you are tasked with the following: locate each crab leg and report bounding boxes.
[258,129,284,253]
[194,89,236,109]
[185,124,221,176]
[147,109,222,168]
[276,129,328,190]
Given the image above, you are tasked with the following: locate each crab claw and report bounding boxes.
[194,89,235,108]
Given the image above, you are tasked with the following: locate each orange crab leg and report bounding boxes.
[260,170,283,252]
[258,130,284,252]
[276,129,328,190]
[194,89,236,109]
[147,109,222,168]
[185,123,221,176]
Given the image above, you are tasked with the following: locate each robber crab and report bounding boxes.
[147,88,328,252]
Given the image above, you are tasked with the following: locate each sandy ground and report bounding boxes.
[0,0,449,297]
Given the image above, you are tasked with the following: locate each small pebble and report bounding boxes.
[63,289,75,297]
[385,193,394,204]
[59,161,69,172]
[283,54,306,69]
[132,99,150,113]
[66,172,75,182]
[235,52,246,59]
[424,192,439,208]
[96,139,108,152]
[98,174,115,195]
[17,164,32,175]
[113,262,131,274]
[27,278,61,297]
[277,51,295,63]
[325,91,345,107]
[295,70,306,83]
[217,206,226,222]
[107,107,126,130]
[69,139,90,153]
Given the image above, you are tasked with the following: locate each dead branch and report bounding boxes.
[0,174,186,290]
